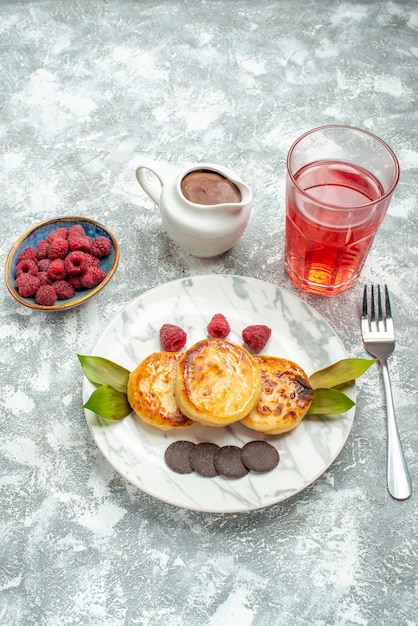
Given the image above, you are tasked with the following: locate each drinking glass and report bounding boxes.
[285,125,400,296]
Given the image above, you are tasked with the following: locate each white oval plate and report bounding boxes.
[83,275,355,513]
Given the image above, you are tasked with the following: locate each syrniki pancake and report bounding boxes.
[241,355,313,434]
[175,338,262,427]
[127,351,195,430]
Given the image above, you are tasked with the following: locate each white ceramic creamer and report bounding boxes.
[135,160,252,257]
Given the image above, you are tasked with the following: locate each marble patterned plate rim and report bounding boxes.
[83,274,355,513]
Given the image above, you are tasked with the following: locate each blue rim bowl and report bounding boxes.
[5,217,120,311]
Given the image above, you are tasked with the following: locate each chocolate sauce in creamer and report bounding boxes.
[181,170,242,206]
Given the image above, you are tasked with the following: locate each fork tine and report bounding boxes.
[370,284,378,332]
[362,285,369,320]
[383,284,395,336]
[377,285,383,324]
[384,284,392,320]
[370,284,376,321]
[376,284,386,331]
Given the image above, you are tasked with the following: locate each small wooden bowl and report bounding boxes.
[5,217,120,311]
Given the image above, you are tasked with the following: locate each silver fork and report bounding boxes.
[361,285,411,500]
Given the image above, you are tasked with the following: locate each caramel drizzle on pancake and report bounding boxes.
[175,338,262,426]
[127,351,195,430]
[241,356,313,434]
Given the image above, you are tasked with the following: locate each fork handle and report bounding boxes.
[380,360,412,500]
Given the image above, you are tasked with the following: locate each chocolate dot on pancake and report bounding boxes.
[164,440,196,474]
[214,445,249,479]
[241,440,280,472]
[189,442,220,477]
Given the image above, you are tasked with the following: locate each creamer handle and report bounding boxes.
[135,160,178,206]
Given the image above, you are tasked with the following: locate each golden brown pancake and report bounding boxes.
[175,338,262,427]
[241,355,313,434]
[127,351,195,430]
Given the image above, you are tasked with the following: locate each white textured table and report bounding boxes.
[1,1,417,625]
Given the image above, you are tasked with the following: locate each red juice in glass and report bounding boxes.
[285,160,385,295]
[284,127,400,297]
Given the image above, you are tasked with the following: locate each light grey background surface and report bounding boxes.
[1,1,417,625]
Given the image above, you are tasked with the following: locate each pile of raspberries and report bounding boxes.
[160,313,272,353]
[13,224,112,306]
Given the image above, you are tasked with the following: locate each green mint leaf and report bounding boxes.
[78,355,130,393]
[83,385,132,420]
[307,388,355,415]
[309,358,376,390]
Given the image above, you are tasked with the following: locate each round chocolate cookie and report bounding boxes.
[241,440,280,473]
[214,445,249,479]
[189,442,220,477]
[164,440,196,474]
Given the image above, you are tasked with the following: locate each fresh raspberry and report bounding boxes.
[46,227,68,242]
[35,285,57,306]
[68,235,91,253]
[65,250,88,275]
[45,231,58,244]
[207,313,230,338]
[242,324,272,353]
[17,247,38,263]
[36,240,50,260]
[159,324,187,352]
[37,258,50,272]
[48,237,69,260]
[84,254,100,268]
[67,275,84,290]
[57,227,69,239]
[15,259,38,278]
[68,224,86,238]
[53,280,76,300]
[15,274,41,297]
[37,271,52,286]
[80,267,106,289]
[90,236,111,258]
[47,259,67,281]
